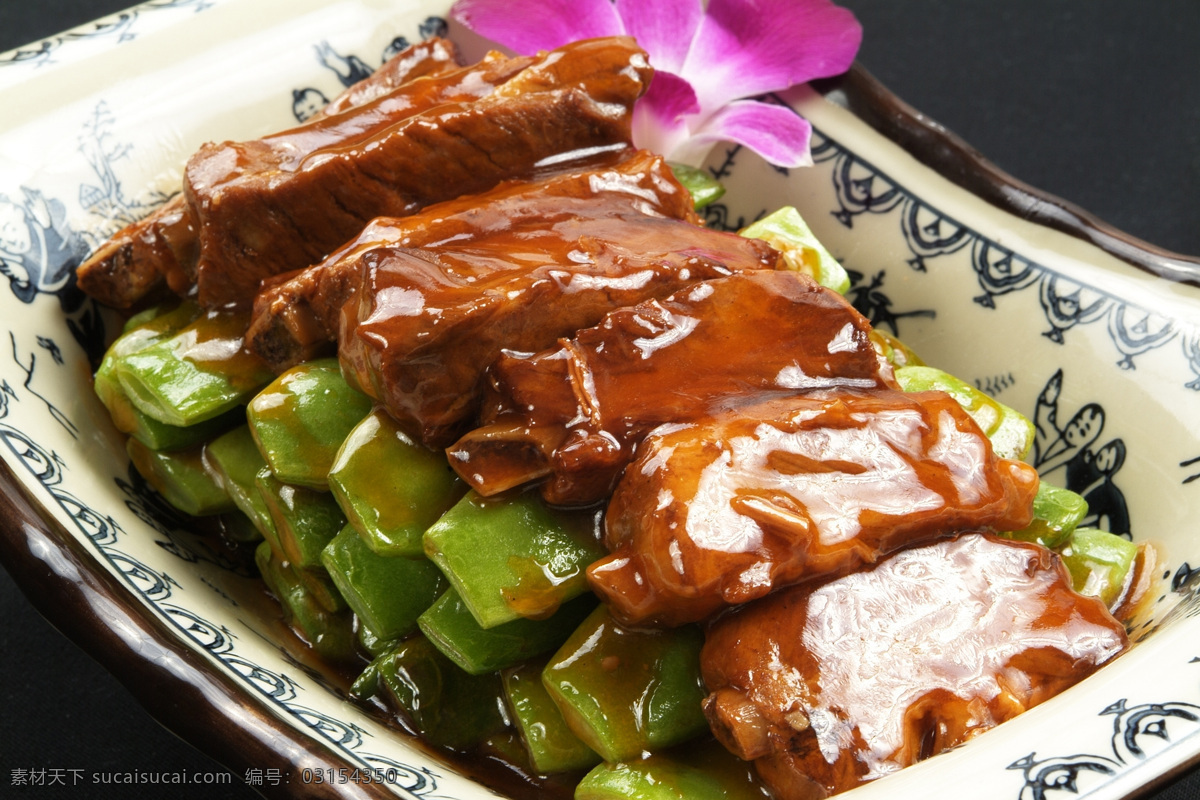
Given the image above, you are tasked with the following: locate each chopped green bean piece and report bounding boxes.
[423,490,606,628]
[895,365,1034,460]
[215,510,263,544]
[294,563,347,614]
[356,619,402,660]
[98,359,242,449]
[542,605,708,763]
[256,467,346,568]
[126,437,234,517]
[207,426,277,539]
[502,656,600,774]
[668,162,726,209]
[577,739,769,800]
[248,358,373,490]
[329,408,466,557]
[1060,528,1138,608]
[96,302,242,450]
[1004,482,1088,549]
[419,587,596,675]
[121,301,202,340]
[349,655,382,700]
[373,636,509,750]
[117,309,273,427]
[255,541,355,662]
[321,524,447,641]
[740,207,850,294]
[869,328,925,369]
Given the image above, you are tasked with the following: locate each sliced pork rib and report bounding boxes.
[447,270,895,506]
[700,534,1128,799]
[75,37,462,310]
[318,36,462,117]
[245,147,693,371]
[587,389,1040,627]
[74,194,191,310]
[338,213,782,449]
[187,37,653,307]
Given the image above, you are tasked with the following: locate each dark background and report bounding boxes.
[1,2,1198,799]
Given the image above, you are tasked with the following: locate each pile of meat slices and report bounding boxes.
[77,35,1129,798]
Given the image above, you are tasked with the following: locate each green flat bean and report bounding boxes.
[418,588,596,675]
[126,437,234,517]
[895,365,1034,460]
[369,635,509,750]
[321,524,447,641]
[329,408,466,557]
[741,207,850,294]
[1061,528,1139,608]
[248,358,373,490]
[542,605,708,763]
[207,426,277,540]
[294,562,347,614]
[576,739,769,800]
[96,301,245,450]
[255,541,355,662]
[256,467,346,568]
[424,490,605,629]
[1004,481,1088,549]
[502,656,599,774]
[668,163,725,209]
[117,310,273,427]
[356,619,402,660]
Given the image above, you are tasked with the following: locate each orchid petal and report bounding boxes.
[451,0,624,56]
[643,70,702,123]
[673,99,814,169]
[631,70,701,159]
[613,0,703,74]
[682,0,861,109]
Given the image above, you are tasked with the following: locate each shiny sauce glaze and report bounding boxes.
[170,309,273,392]
[700,534,1129,800]
[245,147,695,372]
[74,37,464,311]
[589,389,1040,627]
[337,199,780,448]
[185,37,654,307]
[220,50,534,177]
[448,269,894,506]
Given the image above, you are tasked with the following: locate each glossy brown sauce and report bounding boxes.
[187,37,655,307]
[700,534,1129,799]
[337,193,779,447]
[223,51,533,177]
[589,389,1040,627]
[448,269,894,506]
[245,146,695,372]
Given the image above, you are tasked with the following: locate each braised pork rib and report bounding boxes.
[74,37,463,310]
[244,147,695,371]
[588,389,1040,626]
[448,269,895,505]
[700,534,1128,799]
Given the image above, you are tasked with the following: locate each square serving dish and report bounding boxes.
[1,1,1198,798]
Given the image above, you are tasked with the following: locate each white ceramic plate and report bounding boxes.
[1,1,1198,798]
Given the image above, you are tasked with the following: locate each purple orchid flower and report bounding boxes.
[450,0,861,168]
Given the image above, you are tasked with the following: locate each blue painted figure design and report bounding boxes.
[845,269,935,336]
[1033,369,1130,535]
[0,188,86,303]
